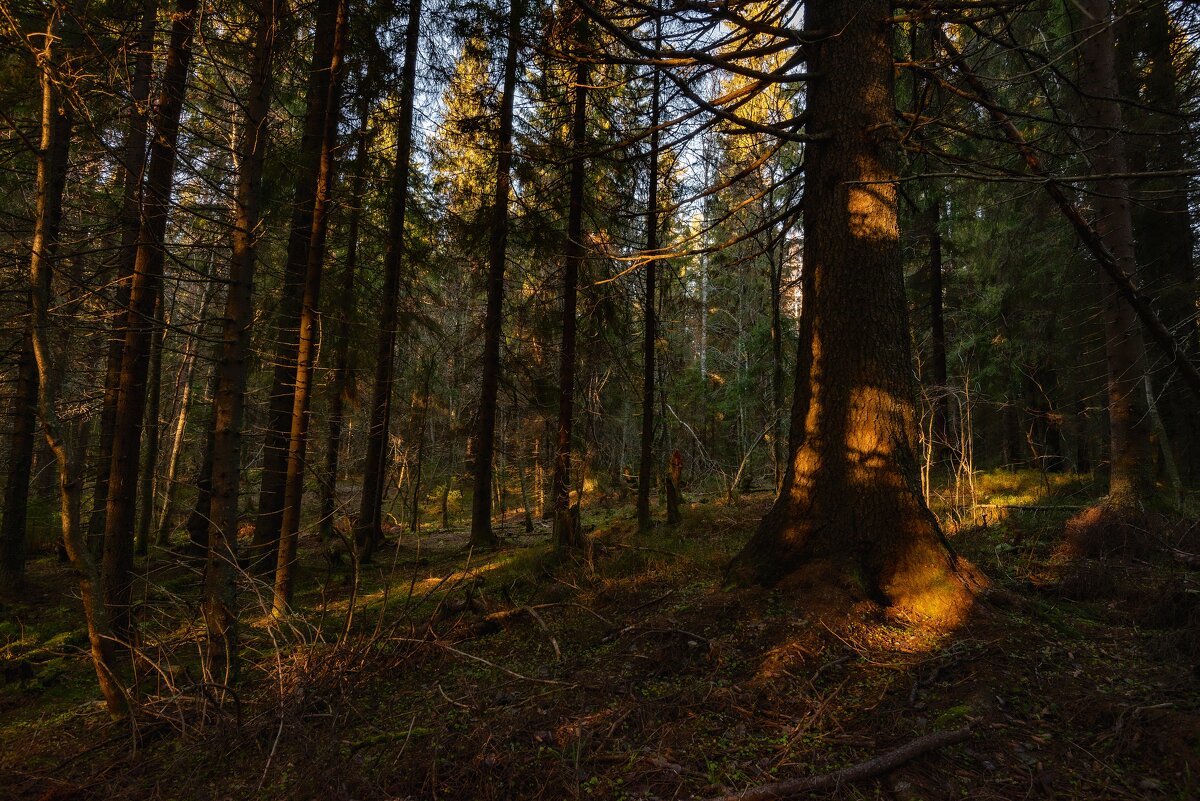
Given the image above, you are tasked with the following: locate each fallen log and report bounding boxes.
[700,726,971,801]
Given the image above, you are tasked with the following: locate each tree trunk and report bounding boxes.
[135,292,165,556]
[88,0,158,550]
[1115,0,1199,479]
[270,0,349,614]
[727,0,972,624]
[636,15,662,534]
[470,0,523,548]
[320,86,373,548]
[253,0,348,578]
[356,0,423,560]
[1,321,38,588]
[1075,0,1153,511]
[552,14,588,550]
[28,12,129,718]
[155,284,211,545]
[203,0,279,685]
[102,0,199,637]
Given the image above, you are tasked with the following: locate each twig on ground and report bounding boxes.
[701,726,971,801]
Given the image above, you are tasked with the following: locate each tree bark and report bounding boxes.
[270,0,350,614]
[135,292,165,556]
[1,320,38,588]
[88,0,158,549]
[552,13,588,550]
[1075,0,1154,510]
[203,0,279,685]
[636,14,662,534]
[470,0,523,548]
[102,0,199,637]
[28,10,129,719]
[727,0,972,624]
[253,0,348,579]
[320,84,373,548]
[355,0,423,560]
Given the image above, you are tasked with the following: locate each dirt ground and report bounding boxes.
[1,483,1198,800]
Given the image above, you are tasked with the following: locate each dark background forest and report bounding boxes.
[0,0,1198,798]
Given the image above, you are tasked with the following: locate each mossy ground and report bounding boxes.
[1,471,1197,800]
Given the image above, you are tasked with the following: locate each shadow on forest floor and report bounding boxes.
[1,472,1198,800]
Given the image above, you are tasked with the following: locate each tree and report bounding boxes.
[727,0,973,622]
[252,0,348,589]
[470,0,524,548]
[102,0,200,636]
[355,0,424,560]
[551,10,590,550]
[203,0,281,686]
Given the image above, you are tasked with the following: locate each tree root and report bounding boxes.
[700,726,971,801]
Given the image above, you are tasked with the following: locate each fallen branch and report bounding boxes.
[701,726,971,801]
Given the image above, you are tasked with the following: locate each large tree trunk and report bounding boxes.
[636,16,662,534]
[552,13,588,551]
[28,11,129,719]
[355,0,423,561]
[469,0,523,548]
[727,0,972,624]
[102,0,199,637]
[253,0,348,578]
[203,0,279,685]
[1075,0,1153,510]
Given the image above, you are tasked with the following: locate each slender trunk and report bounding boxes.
[552,15,588,550]
[29,12,129,718]
[636,16,662,533]
[204,0,279,684]
[1,321,38,587]
[356,0,423,560]
[768,231,784,491]
[927,196,950,458]
[470,0,523,548]
[254,0,348,577]
[409,363,433,533]
[271,0,349,614]
[102,0,198,636]
[320,93,372,546]
[89,0,158,548]
[1075,0,1153,510]
[156,285,211,544]
[135,292,165,556]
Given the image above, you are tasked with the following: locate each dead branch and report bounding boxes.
[701,726,971,801]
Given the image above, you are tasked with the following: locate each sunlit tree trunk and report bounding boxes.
[270,0,350,614]
[254,0,348,578]
[28,9,129,718]
[102,0,199,636]
[552,13,588,550]
[728,0,972,623]
[356,0,424,560]
[470,0,523,548]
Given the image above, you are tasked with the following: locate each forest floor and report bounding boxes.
[1,471,1198,800]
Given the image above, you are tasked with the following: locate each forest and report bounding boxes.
[0,0,1198,797]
